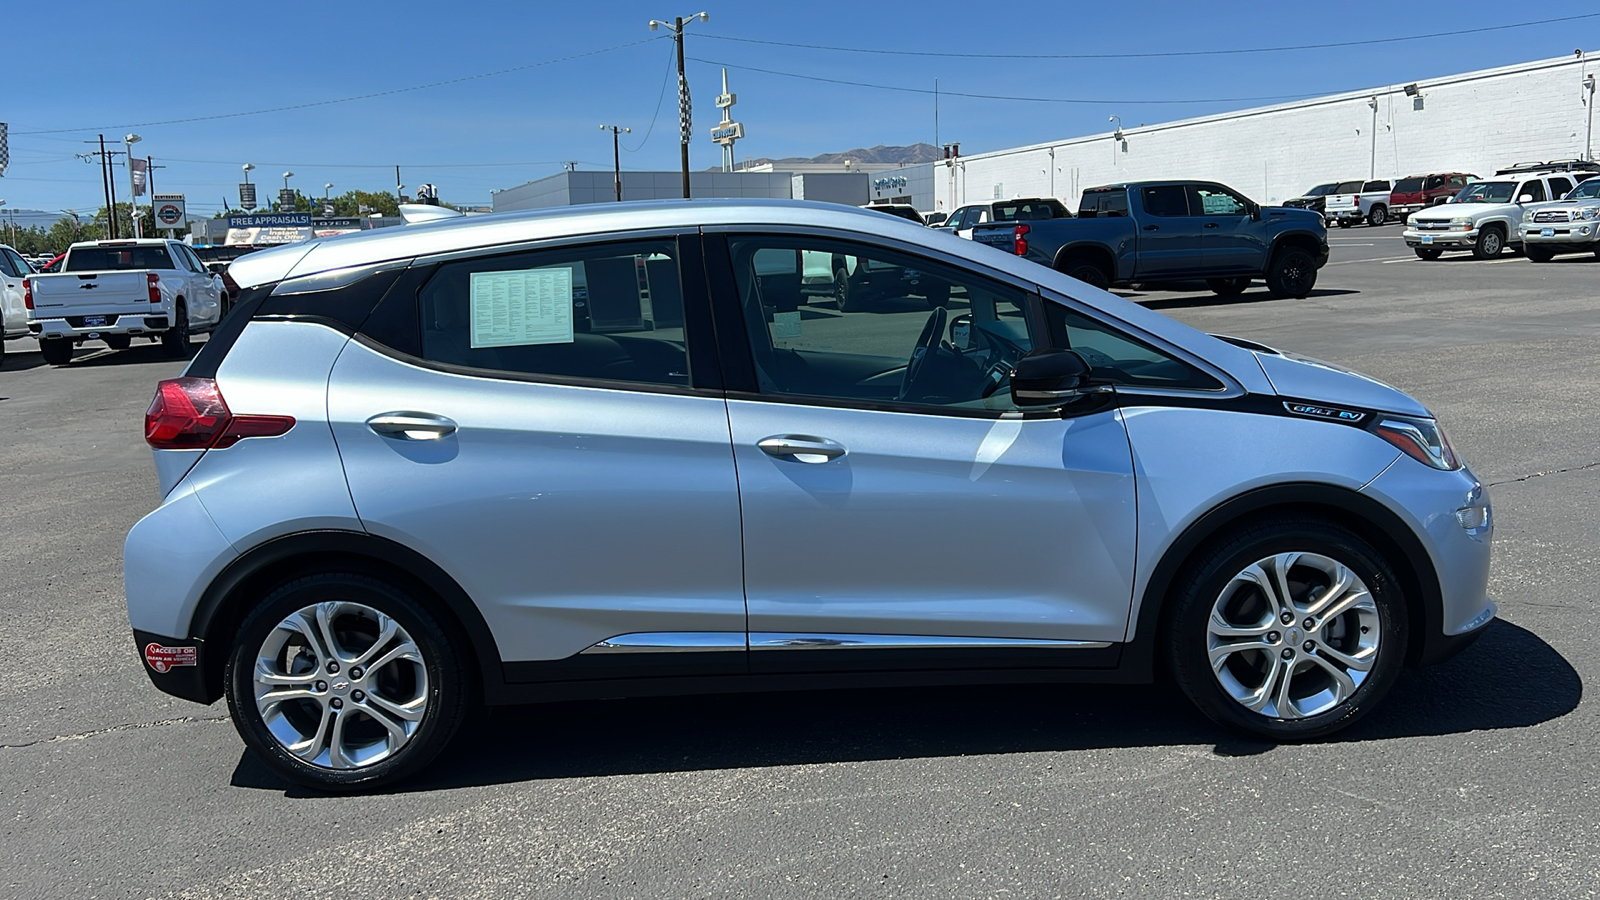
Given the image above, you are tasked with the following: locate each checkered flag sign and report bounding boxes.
[0,123,9,177]
[678,74,692,143]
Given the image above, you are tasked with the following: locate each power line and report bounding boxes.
[15,37,666,136]
[696,13,1600,60]
[155,157,616,169]
[622,43,677,153]
[688,57,1329,105]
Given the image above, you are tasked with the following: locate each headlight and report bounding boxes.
[1581,208,1600,221]
[1449,218,1474,229]
[1374,414,1461,470]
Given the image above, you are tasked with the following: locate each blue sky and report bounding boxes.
[2,1,1594,222]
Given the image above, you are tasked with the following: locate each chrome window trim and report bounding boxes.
[748,633,1113,651]
[272,261,405,296]
[579,632,746,654]
[407,226,697,268]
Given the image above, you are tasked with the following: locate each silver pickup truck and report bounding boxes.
[26,239,227,365]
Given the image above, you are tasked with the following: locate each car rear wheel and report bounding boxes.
[40,339,73,366]
[1367,206,1388,227]
[1413,248,1443,261]
[832,267,857,312]
[225,573,469,792]
[1525,246,1555,263]
[1206,276,1250,297]
[1472,228,1504,260]
[1336,219,1352,228]
[104,334,132,350]
[1264,248,1317,298]
[1063,260,1111,290]
[161,302,191,358]
[1166,517,1408,740]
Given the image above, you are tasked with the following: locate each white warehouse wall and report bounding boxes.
[933,52,1599,212]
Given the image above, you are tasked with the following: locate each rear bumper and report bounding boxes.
[33,314,170,340]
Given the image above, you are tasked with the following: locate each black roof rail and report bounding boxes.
[1494,159,1600,176]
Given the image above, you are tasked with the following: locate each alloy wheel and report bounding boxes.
[1206,552,1380,719]
[252,600,429,770]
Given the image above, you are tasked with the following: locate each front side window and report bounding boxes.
[1519,180,1547,203]
[1141,185,1190,217]
[1192,185,1250,216]
[418,239,690,387]
[1046,303,1222,391]
[728,235,1036,411]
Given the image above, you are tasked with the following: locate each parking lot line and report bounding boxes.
[1328,255,1416,266]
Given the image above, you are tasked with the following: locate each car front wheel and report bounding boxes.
[1525,246,1555,263]
[1472,228,1504,260]
[225,573,469,791]
[1206,276,1250,297]
[1413,248,1443,261]
[1166,517,1408,740]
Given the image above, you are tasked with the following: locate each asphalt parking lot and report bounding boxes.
[2,227,1596,899]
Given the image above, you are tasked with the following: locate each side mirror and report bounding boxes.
[1009,348,1093,406]
[1518,194,1534,204]
[1248,202,1262,221]
[949,313,973,350]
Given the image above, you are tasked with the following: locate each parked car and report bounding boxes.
[862,203,925,225]
[924,211,948,227]
[24,238,227,364]
[125,199,1493,790]
[0,244,34,364]
[1517,175,1600,261]
[1389,173,1476,223]
[936,198,1072,238]
[1325,179,1393,227]
[1401,163,1599,260]
[1281,182,1341,215]
[971,181,1328,298]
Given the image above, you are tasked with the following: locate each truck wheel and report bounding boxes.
[1471,228,1504,260]
[1525,246,1555,263]
[1265,249,1317,299]
[104,334,132,350]
[1063,261,1111,290]
[162,302,192,359]
[40,339,73,366]
[1206,277,1250,297]
[1413,248,1443,261]
[1336,219,1352,228]
[1367,206,1388,227]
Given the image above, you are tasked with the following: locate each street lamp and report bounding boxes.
[124,133,143,238]
[648,11,709,199]
[242,163,255,182]
[324,182,335,216]
[282,171,294,190]
[601,125,631,201]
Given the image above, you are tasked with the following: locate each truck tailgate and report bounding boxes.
[1325,194,1359,212]
[28,272,154,317]
[970,227,1015,251]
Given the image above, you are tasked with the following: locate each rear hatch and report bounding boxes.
[1390,177,1425,206]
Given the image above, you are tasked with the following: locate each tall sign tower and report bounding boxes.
[710,68,744,172]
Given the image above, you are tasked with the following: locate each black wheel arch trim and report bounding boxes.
[1122,481,1446,681]
[1051,241,1118,277]
[184,529,508,705]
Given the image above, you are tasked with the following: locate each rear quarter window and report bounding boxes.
[1077,190,1129,218]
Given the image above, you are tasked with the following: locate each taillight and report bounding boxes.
[147,273,161,304]
[144,377,295,450]
[21,278,32,310]
[1014,223,1030,256]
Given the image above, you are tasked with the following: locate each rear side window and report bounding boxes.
[1548,176,1574,198]
[1078,190,1129,218]
[1394,177,1423,192]
[65,245,174,271]
[418,239,690,388]
[1140,185,1190,217]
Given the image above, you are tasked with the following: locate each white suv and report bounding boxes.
[1517,171,1600,262]
[1402,163,1594,260]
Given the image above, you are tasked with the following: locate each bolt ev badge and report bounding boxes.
[1283,401,1366,423]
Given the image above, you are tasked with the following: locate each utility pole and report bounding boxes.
[649,12,708,199]
[602,125,631,201]
[105,137,120,239]
[94,137,113,237]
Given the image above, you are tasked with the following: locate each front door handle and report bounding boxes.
[1143,224,1160,231]
[1204,222,1220,229]
[367,412,458,441]
[757,434,846,463]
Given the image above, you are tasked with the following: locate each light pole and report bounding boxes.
[648,11,709,199]
[601,125,631,201]
[1108,115,1123,165]
[1367,97,1379,180]
[324,182,334,216]
[1585,74,1596,162]
[124,134,143,238]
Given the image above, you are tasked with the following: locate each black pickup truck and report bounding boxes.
[970,180,1330,298]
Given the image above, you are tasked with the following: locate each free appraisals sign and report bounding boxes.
[153,194,187,229]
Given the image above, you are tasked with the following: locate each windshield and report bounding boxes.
[64,245,174,272]
[1561,179,1600,201]
[1303,183,1339,196]
[1453,182,1516,204]
[1394,177,1424,192]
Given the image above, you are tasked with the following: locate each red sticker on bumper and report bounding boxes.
[144,643,197,673]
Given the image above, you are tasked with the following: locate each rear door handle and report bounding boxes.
[367,412,458,441]
[1143,224,1160,231]
[1204,222,1220,229]
[758,434,846,463]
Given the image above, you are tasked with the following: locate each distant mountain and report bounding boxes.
[720,143,939,170]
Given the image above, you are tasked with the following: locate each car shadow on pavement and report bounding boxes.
[1138,287,1359,311]
[229,620,1578,796]
[50,342,195,368]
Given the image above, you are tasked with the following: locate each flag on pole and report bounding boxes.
[678,74,692,143]
[0,123,9,177]
[131,157,148,196]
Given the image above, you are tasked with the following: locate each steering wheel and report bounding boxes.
[899,306,947,401]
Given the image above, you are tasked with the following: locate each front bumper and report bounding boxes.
[1519,222,1600,246]
[33,314,171,340]
[1403,227,1476,248]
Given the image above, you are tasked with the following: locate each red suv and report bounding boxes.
[1390,173,1476,223]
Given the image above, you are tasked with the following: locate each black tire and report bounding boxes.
[1398,213,1410,225]
[1336,219,1353,228]
[832,267,856,312]
[1525,246,1555,263]
[1413,248,1443,261]
[1165,516,1409,741]
[1063,260,1111,290]
[161,301,191,358]
[1471,227,1504,260]
[1367,205,1388,227]
[104,334,132,350]
[1264,248,1317,298]
[40,339,73,366]
[225,572,470,792]
[1206,276,1250,297]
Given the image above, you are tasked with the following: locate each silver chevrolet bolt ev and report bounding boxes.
[125,200,1494,791]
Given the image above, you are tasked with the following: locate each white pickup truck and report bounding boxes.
[25,239,226,365]
[1323,179,1393,227]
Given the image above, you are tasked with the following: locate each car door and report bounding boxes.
[1134,184,1207,277]
[326,234,748,674]
[175,245,222,325]
[1190,184,1265,274]
[708,231,1137,674]
[0,250,27,336]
